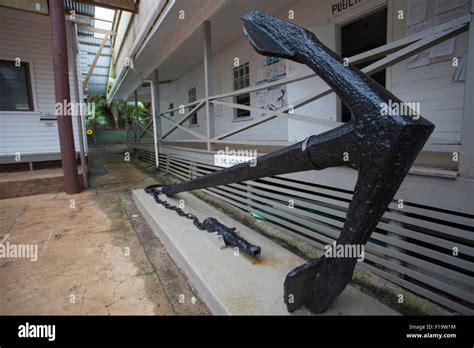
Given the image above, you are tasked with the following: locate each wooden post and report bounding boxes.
[203,21,215,151]
[50,0,80,194]
[134,90,139,143]
[460,3,474,179]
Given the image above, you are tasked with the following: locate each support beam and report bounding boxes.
[50,0,81,194]
[159,114,207,140]
[153,70,162,139]
[74,0,137,13]
[203,21,215,151]
[460,4,474,179]
[83,33,110,90]
[76,25,116,36]
[134,90,139,143]
[125,103,129,141]
[150,72,160,168]
[160,101,206,139]
[70,23,88,188]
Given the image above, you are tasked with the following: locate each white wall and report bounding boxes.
[113,0,163,80]
[280,0,468,143]
[285,24,339,142]
[159,27,290,142]
[0,7,84,157]
[274,0,387,141]
[158,0,468,146]
[390,0,469,143]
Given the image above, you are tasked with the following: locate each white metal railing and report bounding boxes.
[131,14,470,153]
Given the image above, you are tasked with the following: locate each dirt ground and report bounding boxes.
[0,145,209,315]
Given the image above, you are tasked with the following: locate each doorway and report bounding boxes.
[340,8,388,123]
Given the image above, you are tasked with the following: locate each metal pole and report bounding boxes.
[125,101,129,141]
[70,23,88,188]
[153,69,161,166]
[203,21,215,151]
[147,78,160,168]
[134,90,139,143]
[50,0,81,194]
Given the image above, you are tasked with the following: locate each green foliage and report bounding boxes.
[85,95,110,129]
[85,94,149,130]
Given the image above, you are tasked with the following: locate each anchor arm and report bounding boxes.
[161,123,357,197]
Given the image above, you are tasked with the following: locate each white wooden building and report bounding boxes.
[0,3,87,167]
[108,0,474,314]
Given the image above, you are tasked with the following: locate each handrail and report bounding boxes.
[131,14,470,150]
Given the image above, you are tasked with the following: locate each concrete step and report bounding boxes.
[133,189,399,315]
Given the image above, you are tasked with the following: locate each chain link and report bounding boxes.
[147,186,206,230]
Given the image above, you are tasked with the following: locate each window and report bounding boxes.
[233,62,250,118]
[169,103,174,117]
[188,87,197,125]
[0,60,33,111]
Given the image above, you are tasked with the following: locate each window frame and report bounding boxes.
[0,58,36,113]
[233,62,251,119]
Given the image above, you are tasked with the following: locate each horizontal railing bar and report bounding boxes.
[211,139,293,147]
[211,73,315,100]
[159,98,205,115]
[160,139,206,143]
[212,100,342,128]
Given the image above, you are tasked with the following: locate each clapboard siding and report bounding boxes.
[389,1,469,143]
[0,7,84,157]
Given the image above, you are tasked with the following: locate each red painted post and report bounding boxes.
[50,0,81,194]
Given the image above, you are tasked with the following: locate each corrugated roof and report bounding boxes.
[65,0,115,96]
[64,0,95,17]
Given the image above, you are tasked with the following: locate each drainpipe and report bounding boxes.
[70,22,88,188]
[144,79,159,168]
[50,0,81,194]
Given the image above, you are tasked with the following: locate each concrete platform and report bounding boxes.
[133,189,399,315]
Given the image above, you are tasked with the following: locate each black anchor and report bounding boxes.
[153,11,434,314]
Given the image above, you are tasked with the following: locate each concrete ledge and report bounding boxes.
[0,168,84,199]
[133,189,399,315]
